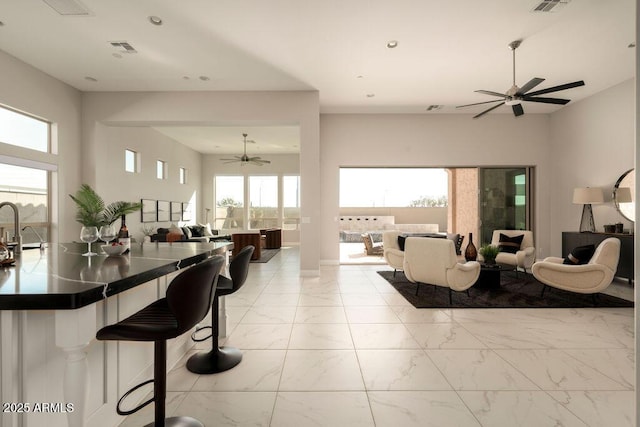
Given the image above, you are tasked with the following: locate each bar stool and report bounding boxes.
[187,245,254,374]
[96,255,224,427]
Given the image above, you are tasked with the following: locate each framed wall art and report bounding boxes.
[157,200,170,222]
[170,202,182,222]
[141,199,157,223]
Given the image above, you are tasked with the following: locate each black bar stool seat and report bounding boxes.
[97,255,224,427]
[187,245,254,374]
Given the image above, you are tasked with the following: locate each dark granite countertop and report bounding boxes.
[0,241,232,310]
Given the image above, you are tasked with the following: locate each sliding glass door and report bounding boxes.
[479,167,533,246]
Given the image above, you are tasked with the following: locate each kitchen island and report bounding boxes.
[0,241,232,427]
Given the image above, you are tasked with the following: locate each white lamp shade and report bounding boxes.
[615,187,633,203]
[573,187,604,204]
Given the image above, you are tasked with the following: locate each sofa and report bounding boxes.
[151,224,231,243]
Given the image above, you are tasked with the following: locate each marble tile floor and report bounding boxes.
[119,246,635,427]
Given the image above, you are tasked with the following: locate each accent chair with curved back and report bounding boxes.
[403,237,480,304]
[490,230,536,274]
[96,255,225,427]
[383,230,404,276]
[532,237,620,295]
[187,245,255,374]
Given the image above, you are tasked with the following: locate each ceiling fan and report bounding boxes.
[457,40,585,119]
[221,133,271,166]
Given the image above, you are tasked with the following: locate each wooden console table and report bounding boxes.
[562,232,634,283]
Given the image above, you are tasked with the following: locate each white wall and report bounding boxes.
[98,126,202,241]
[0,49,82,243]
[548,78,635,255]
[319,113,552,264]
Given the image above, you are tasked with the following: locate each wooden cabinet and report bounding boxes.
[562,232,634,283]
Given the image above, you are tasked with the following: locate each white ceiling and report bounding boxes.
[0,0,635,153]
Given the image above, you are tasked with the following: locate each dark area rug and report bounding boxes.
[377,270,634,309]
[249,248,280,263]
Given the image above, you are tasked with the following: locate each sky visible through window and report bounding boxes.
[340,168,448,207]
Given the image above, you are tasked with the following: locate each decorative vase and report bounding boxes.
[464,232,477,261]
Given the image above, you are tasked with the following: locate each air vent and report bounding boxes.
[42,0,91,16]
[531,0,570,13]
[110,41,137,54]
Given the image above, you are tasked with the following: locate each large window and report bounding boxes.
[0,106,49,152]
[0,105,52,245]
[214,174,300,231]
[215,176,244,229]
[283,175,300,230]
[340,168,448,207]
[249,175,278,229]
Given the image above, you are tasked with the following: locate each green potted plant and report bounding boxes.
[479,244,500,265]
[69,184,142,227]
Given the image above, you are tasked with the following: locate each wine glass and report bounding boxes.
[99,225,116,251]
[80,226,99,256]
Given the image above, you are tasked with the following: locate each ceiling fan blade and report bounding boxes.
[473,102,505,119]
[525,80,585,97]
[512,104,524,117]
[522,96,570,105]
[475,90,506,98]
[517,77,545,95]
[456,99,505,108]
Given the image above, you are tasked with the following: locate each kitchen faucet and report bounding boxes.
[0,202,21,254]
[22,225,45,251]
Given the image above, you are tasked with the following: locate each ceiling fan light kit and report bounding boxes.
[457,39,585,119]
[220,133,271,166]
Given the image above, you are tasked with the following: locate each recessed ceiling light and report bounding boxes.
[148,16,163,26]
[386,40,398,49]
[366,93,375,98]
[84,76,98,82]
[199,76,210,81]
[628,43,636,48]
[112,53,123,59]
[182,76,190,80]
[0,21,5,27]
[356,75,364,79]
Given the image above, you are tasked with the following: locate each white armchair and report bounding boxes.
[532,237,620,295]
[383,230,405,276]
[491,230,535,273]
[403,237,480,303]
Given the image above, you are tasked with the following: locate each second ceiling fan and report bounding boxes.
[221,133,271,166]
[457,40,585,119]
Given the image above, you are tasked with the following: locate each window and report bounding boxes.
[0,105,52,245]
[0,163,49,244]
[340,168,448,207]
[125,149,138,173]
[156,160,167,180]
[249,176,278,229]
[0,106,49,152]
[179,167,187,184]
[283,175,300,230]
[215,176,244,229]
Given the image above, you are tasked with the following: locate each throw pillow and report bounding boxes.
[166,233,184,243]
[498,233,524,254]
[168,223,183,236]
[189,225,205,237]
[181,226,192,238]
[563,244,596,265]
[447,233,462,255]
[198,223,214,237]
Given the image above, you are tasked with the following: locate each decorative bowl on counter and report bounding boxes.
[101,244,126,256]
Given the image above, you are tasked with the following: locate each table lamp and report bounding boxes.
[573,187,604,232]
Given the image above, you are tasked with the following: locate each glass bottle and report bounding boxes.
[117,214,131,253]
